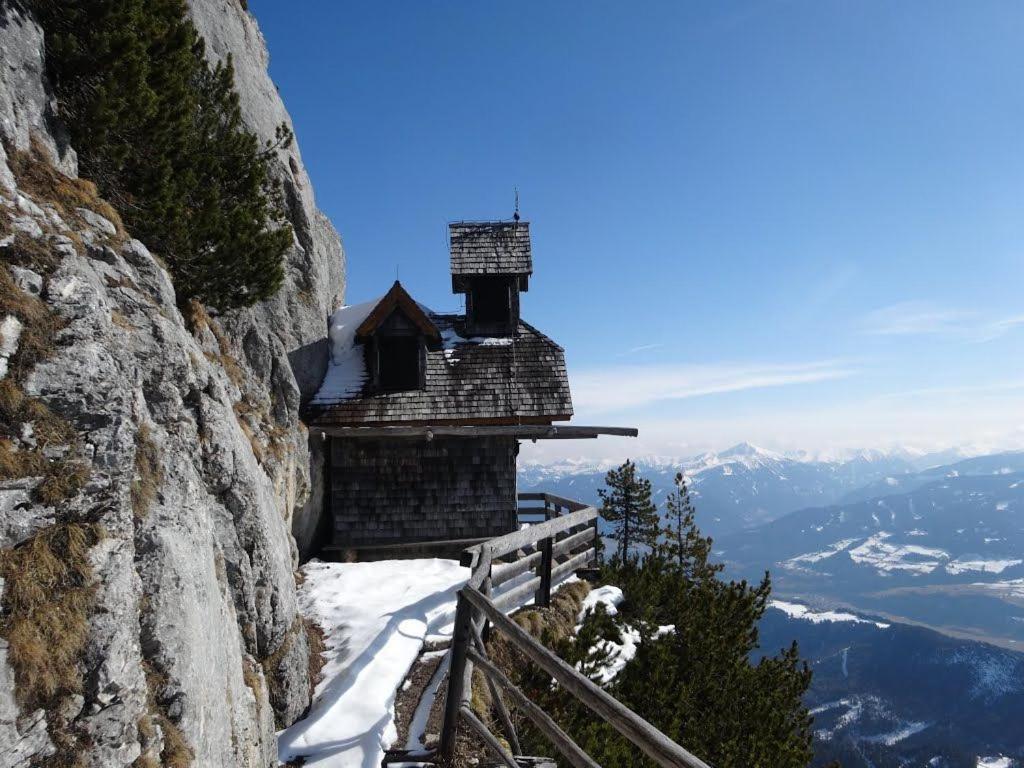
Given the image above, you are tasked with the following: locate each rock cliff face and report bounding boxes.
[0,1,343,765]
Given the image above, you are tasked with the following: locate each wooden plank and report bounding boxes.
[468,649,601,768]
[463,587,714,768]
[483,508,598,560]
[323,535,493,554]
[318,424,637,440]
[550,549,595,583]
[439,593,475,761]
[472,624,522,756]
[552,528,595,559]
[535,493,591,512]
[536,537,553,607]
[460,706,519,768]
[491,576,543,613]
[491,550,542,588]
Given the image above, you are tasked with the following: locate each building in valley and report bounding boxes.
[307,219,634,558]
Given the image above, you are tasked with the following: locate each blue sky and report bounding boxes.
[250,1,1024,461]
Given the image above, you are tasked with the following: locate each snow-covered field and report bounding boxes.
[770,600,890,629]
[977,757,1014,768]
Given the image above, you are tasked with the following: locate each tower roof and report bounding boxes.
[449,221,532,278]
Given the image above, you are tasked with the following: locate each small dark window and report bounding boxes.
[377,335,420,391]
[471,277,511,325]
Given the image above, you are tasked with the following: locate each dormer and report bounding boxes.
[355,281,441,393]
[449,221,532,336]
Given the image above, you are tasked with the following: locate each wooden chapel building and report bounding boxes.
[307,220,634,557]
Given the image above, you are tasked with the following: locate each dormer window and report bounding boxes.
[374,329,422,392]
[354,281,440,394]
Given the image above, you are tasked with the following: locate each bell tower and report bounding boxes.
[449,221,532,336]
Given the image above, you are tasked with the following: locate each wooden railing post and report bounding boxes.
[440,590,474,760]
[536,536,553,607]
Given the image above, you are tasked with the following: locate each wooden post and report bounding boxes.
[536,536,553,607]
[439,591,474,760]
[593,515,601,565]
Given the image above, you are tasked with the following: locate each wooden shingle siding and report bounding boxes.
[310,316,572,425]
[329,436,518,548]
[449,221,532,276]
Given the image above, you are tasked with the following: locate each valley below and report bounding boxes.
[520,445,1024,767]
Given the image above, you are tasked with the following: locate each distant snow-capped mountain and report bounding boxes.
[518,443,918,537]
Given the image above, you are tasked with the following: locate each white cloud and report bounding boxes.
[569,360,854,413]
[860,301,1024,342]
[523,392,1024,466]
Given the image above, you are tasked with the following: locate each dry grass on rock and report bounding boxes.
[0,522,104,710]
[140,661,195,768]
[8,137,125,239]
[130,424,162,519]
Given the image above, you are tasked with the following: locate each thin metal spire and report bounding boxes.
[513,187,520,222]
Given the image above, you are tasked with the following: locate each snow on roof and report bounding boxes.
[310,297,381,405]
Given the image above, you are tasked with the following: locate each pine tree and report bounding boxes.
[657,471,718,580]
[598,460,660,563]
[516,488,816,767]
[31,0,291,309]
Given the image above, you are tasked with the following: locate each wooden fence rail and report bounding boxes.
[383,491,712,768]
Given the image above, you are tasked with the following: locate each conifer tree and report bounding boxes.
[31,0,291,309]
[515,470,816,767]
[657,471,717,579]
[598,459,660,563]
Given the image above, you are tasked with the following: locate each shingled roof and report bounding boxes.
[449,221,532,278]
[309,311,573,427]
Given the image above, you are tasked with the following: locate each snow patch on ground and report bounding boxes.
[278,559,468,767]
[784,538,858,568]
[977,757,1013,768]
[770,600,890,629]
[577,584,672,684]
[861,720,931,746]
[945,558,1022,575]
[976,579,1024,600]
[578,585,624,621]
[848,532,949,575]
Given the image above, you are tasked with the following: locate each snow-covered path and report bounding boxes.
[277,559,469,768]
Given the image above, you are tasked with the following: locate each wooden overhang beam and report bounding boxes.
[316,424,639,440]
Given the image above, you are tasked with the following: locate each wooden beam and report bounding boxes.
[468,649,601,768]
[316,425,639,440]
[460,706,520,768]
[480,508,598,560]
[550,548,595,583]
[463,587,714,768]
[471,624,523,756]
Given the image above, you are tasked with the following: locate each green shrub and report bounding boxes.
[32,0,291,309]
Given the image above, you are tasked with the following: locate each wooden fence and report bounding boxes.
[384,492,712,768]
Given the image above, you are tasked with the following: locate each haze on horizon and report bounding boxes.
[250,1,1024,463]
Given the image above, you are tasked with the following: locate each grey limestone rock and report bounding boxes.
[0,1,345,765]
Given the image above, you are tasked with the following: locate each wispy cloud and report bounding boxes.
[570,360,854,413]
[860,301,1024,342]
[615,342,664,357]
[860,301,972,336]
